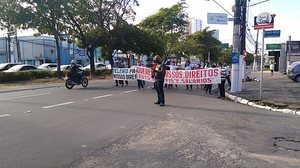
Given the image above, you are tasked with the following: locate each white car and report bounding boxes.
[37,63,57,70]
[3,64,37,72]
[83,63,111,70]
[52,64,83,71]
[0,63,20,71]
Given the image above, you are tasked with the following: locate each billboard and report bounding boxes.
[254,12,275,30]
[287,41,300,56]
[207,13,228,25]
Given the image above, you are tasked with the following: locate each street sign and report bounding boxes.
[254,12,275,30]
[266,44,281,50]
[232,52,240,64]
[207,13,228,25]
[264,30,281,38]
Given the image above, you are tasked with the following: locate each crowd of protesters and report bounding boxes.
[113,56,232,105]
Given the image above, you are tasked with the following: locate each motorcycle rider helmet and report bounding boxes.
[71,59,77,65]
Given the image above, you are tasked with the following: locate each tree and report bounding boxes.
[192,27,222,63]
[139,2,188,59]
[64,0,139,73]
[114,23,164,56]
[14,0,69,78]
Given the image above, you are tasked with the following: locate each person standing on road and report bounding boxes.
[270,62,275,76]
[136,61,144,90]
[218,68,227,99]
[185,60,193,91]
[152,55,166,107]
[223,63,231,90]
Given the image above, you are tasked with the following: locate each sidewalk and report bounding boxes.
[226,71,300,115]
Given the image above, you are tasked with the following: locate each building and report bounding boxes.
[0,36,102,66]
[212,30,219,40]
[188,18,202,34]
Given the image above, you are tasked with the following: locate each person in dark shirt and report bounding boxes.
[70,59,83,83]
[152,55,166,106]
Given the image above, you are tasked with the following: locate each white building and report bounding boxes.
[212,30,219,40]
[188,18,202,34]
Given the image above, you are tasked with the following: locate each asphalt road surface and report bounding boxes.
[0,80,299,168]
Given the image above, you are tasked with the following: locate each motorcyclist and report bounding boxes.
[70,59,83,83]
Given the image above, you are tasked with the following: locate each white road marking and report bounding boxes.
[0,93,51,101]
[123,89,138,93]
[24,110,32,114]
[42,102,74,109]
[81,145,87,148]
[0,114,11,118]
[92,94,113,99]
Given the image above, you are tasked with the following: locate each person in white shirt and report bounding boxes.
[270,62,275,76]
[223,63,231,90]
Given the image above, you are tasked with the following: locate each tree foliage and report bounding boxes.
[138,2,188,59]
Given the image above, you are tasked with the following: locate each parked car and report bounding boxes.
[37,63,57,70]
[287,61,300,82]
[83,63,111,70]
[3,64,37,72]
[52,64,83,71]
[0,63,20,71]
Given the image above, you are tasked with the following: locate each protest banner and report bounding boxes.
[135,66,155,82]
[164,68,221,84]
[113,67,137,80]
[114,66,221,84]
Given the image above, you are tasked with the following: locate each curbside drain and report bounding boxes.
[273,137,300,151]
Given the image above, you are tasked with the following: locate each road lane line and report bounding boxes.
[92,94,113,99]
[0,93,51,101]
[42,102,74,109]
[0,114,11,118]
[123,89,138,93]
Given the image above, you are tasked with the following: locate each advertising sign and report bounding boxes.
[254,12,275,30]
[266,44,281,50]
[286,41,300,56]
[264,30,281,38]
[207,13,228,25]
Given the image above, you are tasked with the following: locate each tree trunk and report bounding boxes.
[54,34,62,79]
[87,47,96,77]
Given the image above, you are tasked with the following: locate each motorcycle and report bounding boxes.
[65,71,88,89]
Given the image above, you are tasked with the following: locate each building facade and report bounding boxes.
[188,18,202,34]
[0,36,101,66]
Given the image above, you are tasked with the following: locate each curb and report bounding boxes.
[225,92,300,116]
[0,84,63,94]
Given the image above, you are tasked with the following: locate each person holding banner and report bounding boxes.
[152,55,166,107]
[185,60,193,91]
[136,61,144,90]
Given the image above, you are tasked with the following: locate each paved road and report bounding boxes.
[0,80,300,168]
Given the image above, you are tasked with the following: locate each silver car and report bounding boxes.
[287,61,300,82]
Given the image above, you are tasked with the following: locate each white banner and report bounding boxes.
[113,66,221,84]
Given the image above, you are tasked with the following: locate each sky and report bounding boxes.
[1,0,299,53]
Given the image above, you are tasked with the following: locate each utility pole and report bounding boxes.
[7,29,12,63]
[230,0,242,92]
[240,0,247,54]
[253,30,259,72]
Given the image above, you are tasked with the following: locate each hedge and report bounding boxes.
[0,69,112,83]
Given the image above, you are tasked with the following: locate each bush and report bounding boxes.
[0,69,111,83]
